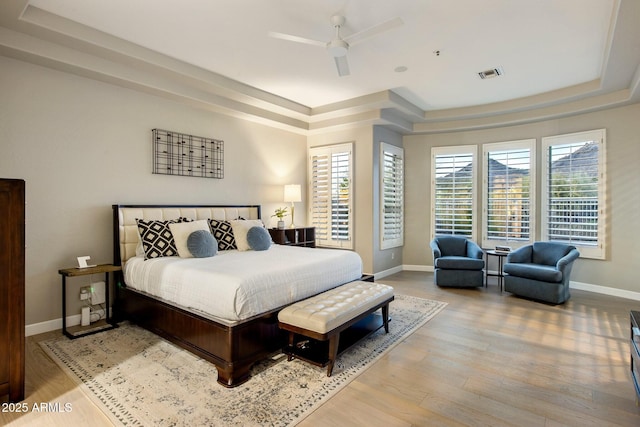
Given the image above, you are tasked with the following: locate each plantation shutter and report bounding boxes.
[547,140,600,244]
[380,143,404,249]
[310,152,330,243]
[486,147,531,242]
[542,129,605,259]
[432,147,476,238]
[309,143,353,249]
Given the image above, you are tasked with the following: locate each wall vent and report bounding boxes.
[478,67,504,79]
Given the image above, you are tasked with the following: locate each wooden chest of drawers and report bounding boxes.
[631,310,640,403]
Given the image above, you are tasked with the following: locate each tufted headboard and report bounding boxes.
[112,204,261,267]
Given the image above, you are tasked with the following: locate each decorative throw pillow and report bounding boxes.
[169,220,211,258]
[246,226,272,251]
[136,218,182,260]
[208,219,237,251]
[187,230,218,258]
[229,219,266,251]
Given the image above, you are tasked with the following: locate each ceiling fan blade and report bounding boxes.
[344,17,403,46]
[334,55,350,77]
[268,31,326,48]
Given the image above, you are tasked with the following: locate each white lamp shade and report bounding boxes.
[283,184,301,203]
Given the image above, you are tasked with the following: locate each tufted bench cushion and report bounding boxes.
[278,280,394,376]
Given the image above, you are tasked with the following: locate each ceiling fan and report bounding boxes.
[268,15,403,77]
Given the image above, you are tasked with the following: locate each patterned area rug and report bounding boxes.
[41,294,446,426]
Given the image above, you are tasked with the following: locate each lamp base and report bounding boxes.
[289,204,295,228]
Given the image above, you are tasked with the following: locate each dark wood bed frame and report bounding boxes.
[112,204,289,387]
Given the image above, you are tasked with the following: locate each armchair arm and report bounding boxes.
[506,245,532,263]
[430,240,441,260]
[466,241,484,260]
[556,248,580,271]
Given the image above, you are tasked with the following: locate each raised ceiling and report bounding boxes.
[1,0,639,134]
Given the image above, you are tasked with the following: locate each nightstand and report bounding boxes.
[268,227,316,248]
[58,263,121,339]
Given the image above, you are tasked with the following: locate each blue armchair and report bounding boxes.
[430,236,485,287]
[503,242,580,304]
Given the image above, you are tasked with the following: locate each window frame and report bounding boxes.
[308,143,354,249]
[380,142,404,250]
[541,129,606,259]
[431,145,478,241]
[481,139,536,249]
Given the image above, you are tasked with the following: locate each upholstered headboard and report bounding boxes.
[112,204,261,267]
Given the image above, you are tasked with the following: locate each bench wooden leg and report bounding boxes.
[382,303,390,333]
[287,332,295,361]
[327,333,340,376]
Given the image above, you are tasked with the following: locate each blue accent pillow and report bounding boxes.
[186,230,218,258]
[246,226,271,251]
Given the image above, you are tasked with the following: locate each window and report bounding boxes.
[308,143,353,249]
[542,129,606,259]
[482,139,535,248]
[431,145,477,239]
[380,143,404,249]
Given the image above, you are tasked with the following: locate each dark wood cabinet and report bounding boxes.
[268,227,315,248]
[0,179,25,402]
[631,310,640,403]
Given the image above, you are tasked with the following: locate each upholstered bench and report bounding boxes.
[278,280,394,376]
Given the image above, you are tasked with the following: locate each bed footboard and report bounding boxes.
[115,285,284,387]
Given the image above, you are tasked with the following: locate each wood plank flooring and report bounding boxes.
[2,271,640,426]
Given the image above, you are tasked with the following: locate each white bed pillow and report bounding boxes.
[169,220,211,258]
[229,219,265,251]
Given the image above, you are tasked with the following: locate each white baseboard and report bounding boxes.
[26,307,108,337]
[373,265,404,280]
[402,264,433,272]
[570,280,640,301]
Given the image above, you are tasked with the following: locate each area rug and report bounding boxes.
[41,294,446,427]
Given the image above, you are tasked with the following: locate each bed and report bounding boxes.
[112,204,363,387]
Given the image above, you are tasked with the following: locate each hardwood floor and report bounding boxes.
[2,271,640,426]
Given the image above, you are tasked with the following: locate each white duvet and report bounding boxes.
[123,245,363,323]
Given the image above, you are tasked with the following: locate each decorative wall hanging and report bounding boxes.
[152,129,224,179]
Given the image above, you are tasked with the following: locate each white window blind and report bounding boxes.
[431,146,477,239]
[380,143,404,249]
[483,140,535,248]
[309,143,353,249]
[542,129,606,259]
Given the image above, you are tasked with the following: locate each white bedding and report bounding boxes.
[123,245,363,322]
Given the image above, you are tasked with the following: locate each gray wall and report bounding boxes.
[404,103,640,295]
[0,56,307,329]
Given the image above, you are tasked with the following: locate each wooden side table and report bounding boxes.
[268,227,316,248]
[58,263,121,339]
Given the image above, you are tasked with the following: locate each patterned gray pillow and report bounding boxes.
[136,218,182,260]
[208,219,237,251]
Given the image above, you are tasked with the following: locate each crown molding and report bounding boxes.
[1,0,638,135]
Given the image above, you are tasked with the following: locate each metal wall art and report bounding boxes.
[152,128,224,179]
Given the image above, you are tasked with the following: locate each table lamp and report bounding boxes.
[283,184,301,228]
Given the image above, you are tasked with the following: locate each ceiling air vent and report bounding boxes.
[478,67,504,79]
